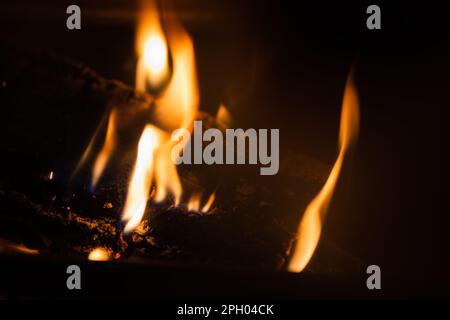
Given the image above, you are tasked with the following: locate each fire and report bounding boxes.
[216,104,232,128]
[88,247,112,261]
[122,0,199,231]
[288,70,360,272]
[122,125,161,232]
[135,0,169,91]
[91,110,117,187]
[201,192,216,213]
[78,1,209,233]
[187,193,202,212]
[186,192,216,213]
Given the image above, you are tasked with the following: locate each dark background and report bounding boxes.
[0,0,448,296]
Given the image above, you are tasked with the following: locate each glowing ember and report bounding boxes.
[88,247,112,261]
[288,70,360,272]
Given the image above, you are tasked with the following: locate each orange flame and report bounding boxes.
[186,192,216,213]
[79,2,207,233]
[187,193,202,212]
[122,125,161,233]
[216,104,232,128]
[135,0,169,91]
[91,110,117,187]
[288,70,360,272]
[201,192,216,213]
[121,2,199,232]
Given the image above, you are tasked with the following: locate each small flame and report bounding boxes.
[216,104,232,128]
[201,192,216,213]
[48,171,54,180]
[13,245,39,255]
[187,193,202,212]
[186,192,216,213]
[92,110,117,187]
[135,0,169,90]
[0,239,39,255]
[288,70,360,272]
[122,125,161,233]
[88,247,112,261]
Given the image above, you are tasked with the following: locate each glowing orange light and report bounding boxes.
[88,247,112,261]
[288,70,360,272]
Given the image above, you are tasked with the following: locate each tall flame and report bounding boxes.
[122,125,161,232]
[135,0,169,90]
[288,70,360,272]
[78,1,208,233]
[121,1,199,232]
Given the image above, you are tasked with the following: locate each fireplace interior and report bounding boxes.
[0,0,448,299]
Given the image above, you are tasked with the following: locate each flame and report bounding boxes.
[187,193,202,212]
[122,2,199,229]
[201,192,216,213]
[0,239,39,255]
[135,0,169,90]
[88,247,112,261]
[186,192,216,213]
[153,22,199,131]
[92,110,117,187]
[122,125,161,233]
[13,244,39,255]
[153,142,183,204]
[288,70,360,272]
[82,1,201,233]
[216,104,232,128]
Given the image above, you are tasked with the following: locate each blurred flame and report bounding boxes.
[153,22,199,131]
[88,247,112,261]
[187,193,202,211]
[135,0,169,90]
[0,239,39,255]
[216,104,232,128]
[92,110,117,187]
[14,245,38,255]
[288,70,360,272]
[201,192,215,213]
[122,125,161,233]
[187,192,216,213]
